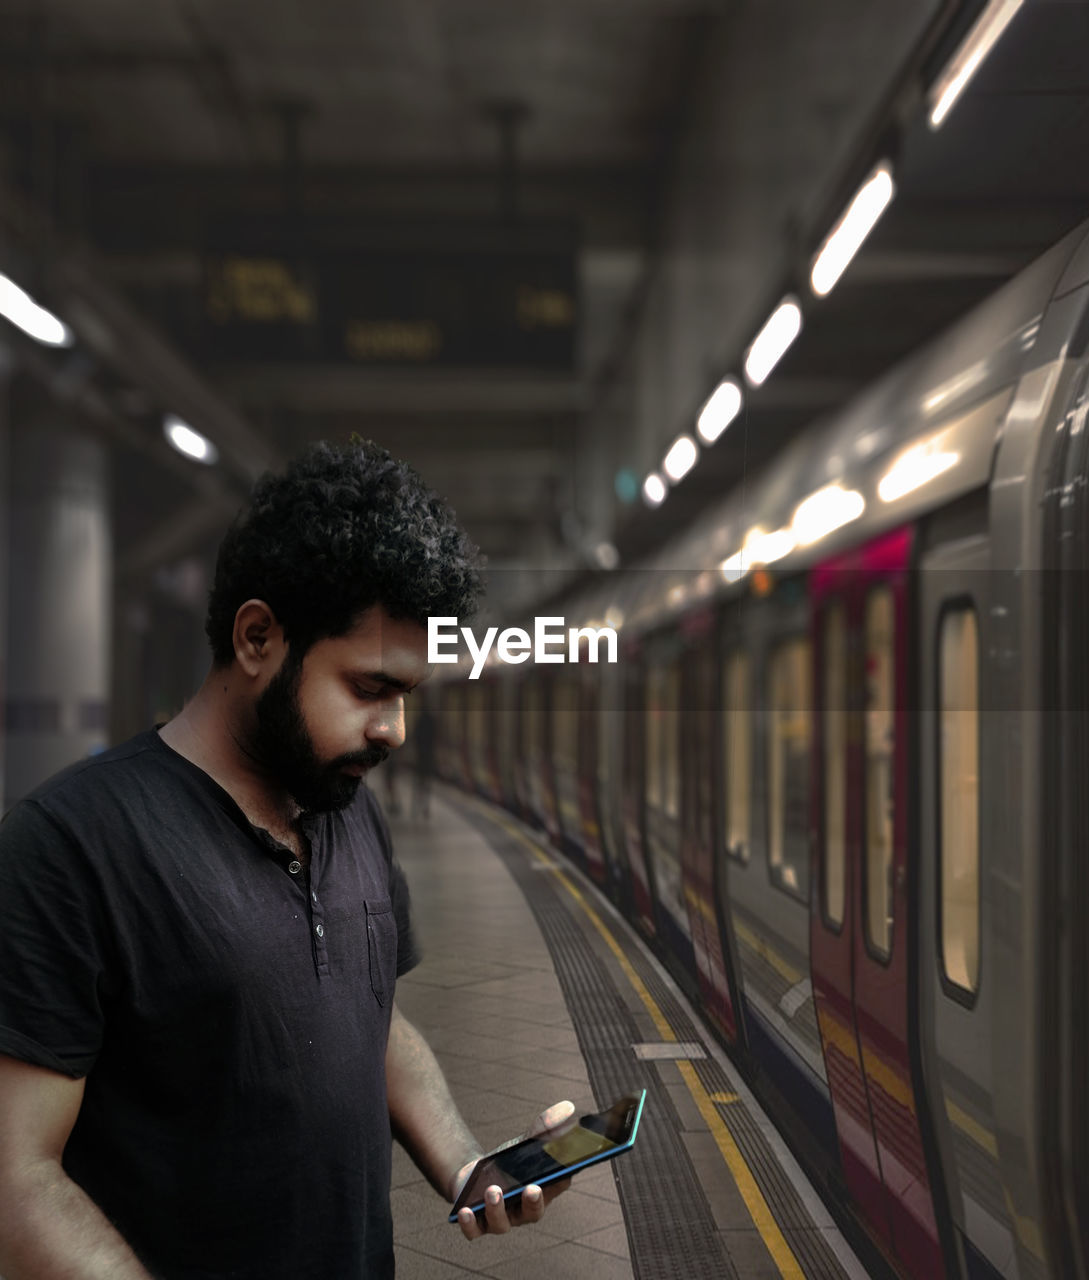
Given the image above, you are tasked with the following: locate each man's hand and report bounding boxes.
[453,1100,576,1240]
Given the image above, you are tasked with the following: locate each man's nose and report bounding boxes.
[367,696,406,750]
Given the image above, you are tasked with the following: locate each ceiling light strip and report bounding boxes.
[642,472,667,508]
[663,434,699,483]
[697,378,743,444]
[928,0,1024,130]
[744,297,803,387]
[810,163,896,297]
[0,271,74,348]
[164,414,219,465]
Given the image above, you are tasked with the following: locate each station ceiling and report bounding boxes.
[1,0,1087,608]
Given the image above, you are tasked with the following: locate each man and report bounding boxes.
[0,441,570,1279]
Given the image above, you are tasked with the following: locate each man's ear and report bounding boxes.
[232,600,286,678]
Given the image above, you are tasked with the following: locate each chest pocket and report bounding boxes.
[365,898,396,1006]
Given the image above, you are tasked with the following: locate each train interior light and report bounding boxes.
[743,526,796,565]
[878,443,960,503]
[790,482,865,545]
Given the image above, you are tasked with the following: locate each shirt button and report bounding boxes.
[315,923,324,938]
[288,860,302,875]
[311,890,318,903]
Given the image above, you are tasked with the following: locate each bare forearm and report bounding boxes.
[0,1159,153,1279]
[385,1009,481,1200]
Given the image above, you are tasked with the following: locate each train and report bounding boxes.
[433,217,1089,1280]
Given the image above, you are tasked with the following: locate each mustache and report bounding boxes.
[334,744,390,772]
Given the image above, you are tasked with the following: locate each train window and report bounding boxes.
[939,606,980,995]
[723,649,751,863]
[864,587,895,960]
[822,603,847,928]
[768,638,811,900]
[645,662,681,818]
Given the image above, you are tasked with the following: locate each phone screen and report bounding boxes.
[450,1090,645,1220]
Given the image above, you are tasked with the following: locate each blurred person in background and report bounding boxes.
[0,440,570,1280]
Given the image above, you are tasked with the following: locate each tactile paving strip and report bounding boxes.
[459,801,851,1280]
[465,815,740,1277]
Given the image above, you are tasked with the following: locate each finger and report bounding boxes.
[518,1185,544,1224]
[482,1185,512,1235]
[527,1099,575,1137]
[457,1206,484,1240]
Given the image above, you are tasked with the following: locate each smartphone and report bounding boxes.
[449,1089,646,1223]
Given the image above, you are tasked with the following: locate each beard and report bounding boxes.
[253,654,390,814]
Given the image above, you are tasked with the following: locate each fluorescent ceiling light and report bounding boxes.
[696,378,743,444]
[164,414,219,465]
[744,298,802,387]
[642,472,667,507]
[744,526,795,565]
[928,0,1024,130]
[810,163,896,297]
[0,271,74,348]
[663,434,699,482]
[878,444,959,503]
[791,483,865,546]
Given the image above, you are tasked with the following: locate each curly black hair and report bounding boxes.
[205,439,482,667]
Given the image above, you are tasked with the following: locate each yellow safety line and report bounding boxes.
[482,805,807,1280]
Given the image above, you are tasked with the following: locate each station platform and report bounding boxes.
[387,790,872,1280]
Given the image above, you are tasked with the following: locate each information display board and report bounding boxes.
[201,229,577,370]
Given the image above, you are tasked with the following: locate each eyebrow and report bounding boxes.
[351,670,416,693]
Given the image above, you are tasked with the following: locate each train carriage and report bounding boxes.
[438,219,1089,1280]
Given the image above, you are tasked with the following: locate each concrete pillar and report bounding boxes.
[5,412,111,805]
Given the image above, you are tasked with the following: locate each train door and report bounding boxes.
[550,668,583,860]
[678,610,740,1042]
[722,582,833,1134]
[575,669,607,885]
[643,632,696,979]
[918,521,1013,1280]
[621,640,656,938]
[812,526,947,1278]
[537,669,563,847]
[593,659,629,903]
[519,677,546,828]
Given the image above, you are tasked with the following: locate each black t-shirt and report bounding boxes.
[0,729,419,1279]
